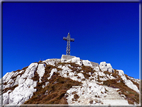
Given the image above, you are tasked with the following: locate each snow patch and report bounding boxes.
[21,63,38,79]
[6,79,37,105]
[1,55,140,106]
[43,59,56,66]
[48,68,57,80]
[71,57,82,66]
[3,72,15,84]
[107,63,113,73]
[82,60,92,67]
[117,70,139,93]
[117,70,124,76]
[36,64,45,83]
[42,82,49,88]
[2,63,38,105]
[14,75,21,86]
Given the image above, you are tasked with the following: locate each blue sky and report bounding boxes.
[2,2,140,79]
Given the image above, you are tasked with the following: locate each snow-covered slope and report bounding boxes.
[0,55,140,106]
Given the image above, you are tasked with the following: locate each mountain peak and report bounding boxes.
[0,55,140,106]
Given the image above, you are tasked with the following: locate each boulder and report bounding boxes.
[99,62,113,73]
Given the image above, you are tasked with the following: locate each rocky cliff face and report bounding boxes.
[0,55,140,106]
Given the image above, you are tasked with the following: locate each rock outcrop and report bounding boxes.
[0,55,140,106]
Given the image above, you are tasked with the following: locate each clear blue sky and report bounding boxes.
[2,2,139,79]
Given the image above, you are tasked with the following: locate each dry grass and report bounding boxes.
[81,65,96,79]
[22,66,28,71]
[97,75,101,82]
[4,60,140,105]
[104,71,111,76]
[25,74,82,104]
[30,64,39,81]
[58,62,80,67]
[2,67,27,94]
[13,69,21,73]
[2,84,18,94]
[95,69,140,104]
[82,65,93,73]
[38,60,42,64]
[59,62,82,74]
[24,63,82,104]
[57,62,97,80]
[125,74,140,90]
[72,94,79,101]
[58,62,97,80]
[103,78,139,104]
[111,69,119,78]
[7,66,27,81]
[3,82,7,85]
[89,100,93,104]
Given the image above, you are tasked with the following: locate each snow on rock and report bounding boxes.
[9,80,37,105]
[1,55,140,106]
[77,73,85,79]
[125,79,139,93]
[14,75,21,86]
[117,70,125,76]
[48,68,57,80]
[59,65,72,77]
[59,65,84,82]
[93,66,100,72]
[66,79,129,105]
[3,90,10,104]
[82,60,92,67]
[99,62,107,72]
[98,71,106,77]
[2,63,38,105]
[117,70,139,93]
[71,57,82,66]
[47,59,54,65]
[66,80,107,105]
[18,63,38,85]
[21,63,38,79]
[99,62,113,73]
[3,72,15,84]
[3,70,25,89]
[43,59,61,66]
[3,78,37,105]
[18,78,25,85]
[107,74,116,79]
[36,64,45,83]
[62,65,72,71]
[128,76,140,84]
[107,63,113,73]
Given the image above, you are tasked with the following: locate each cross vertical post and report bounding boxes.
[63,32,74,55]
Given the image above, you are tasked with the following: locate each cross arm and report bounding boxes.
[70,38,74,42]
[63,37,67,40]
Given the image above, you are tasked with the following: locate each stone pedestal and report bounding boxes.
[61,54,76,61]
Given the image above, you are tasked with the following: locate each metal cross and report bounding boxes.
[63,32,74,55]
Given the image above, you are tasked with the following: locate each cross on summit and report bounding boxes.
[63,32,74,55]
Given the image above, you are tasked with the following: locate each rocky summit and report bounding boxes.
[0,55,141,106]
